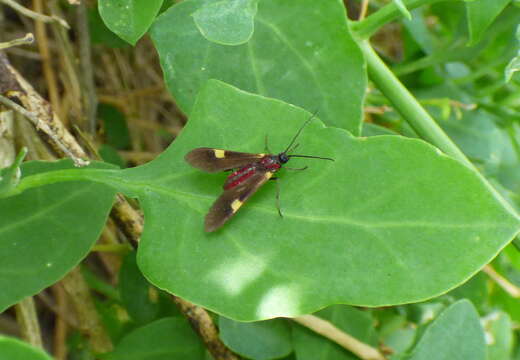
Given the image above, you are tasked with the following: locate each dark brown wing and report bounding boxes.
[185,148,266,173]
[204,170,274,232]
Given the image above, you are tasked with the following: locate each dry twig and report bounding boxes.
[293,315,386,360]
[1,0,69,28]
[483,265,520,298]
[0,33,34,50]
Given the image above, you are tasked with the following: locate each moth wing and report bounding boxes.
[205,171,274,232]
[185,148,266,173]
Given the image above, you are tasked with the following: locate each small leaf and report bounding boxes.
[88,6,129,48]
[192,0,259,45]
[447,273,488,313]
[504,25,520,83]
[466,0,510,46]
[104,317,205,360]
[0,336,53,360]
[504,55,520,82]
[0,147,27,197]
[0,161,117,312]
[99,145,126,168]
[119,252,160,324]
[393,0,411,20]
[219,317,292,359]
[407,300,486,360]
[98,0,164,45]
[483,311,514,360]
[362,123,398,137]
[99,104,131,150]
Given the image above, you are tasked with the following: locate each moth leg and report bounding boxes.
[285,166,308,171]
[288,143,300,153]
[264,135,272,154]
[273,177,283,218]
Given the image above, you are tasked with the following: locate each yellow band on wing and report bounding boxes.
[231,199,243,213]
[214,149,225,158]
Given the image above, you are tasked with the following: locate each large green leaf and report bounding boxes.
[150,0,365,134]
[108,80,518,320]
[0,161,117,312]
[406,300,486,360]
[0,336,53,360]
[99,0,164,45]
[7,81,520,321]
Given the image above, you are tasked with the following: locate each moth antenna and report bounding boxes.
[288,154,334,161]
[283,110,319,154]
[287,143,300,154]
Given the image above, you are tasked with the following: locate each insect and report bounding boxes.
[185,115,334,232]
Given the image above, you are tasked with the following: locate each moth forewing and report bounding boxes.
[185,147,266,173]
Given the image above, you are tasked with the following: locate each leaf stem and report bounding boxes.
[350,0,455,39]
[1,167,122,198]
[360,42,471,166]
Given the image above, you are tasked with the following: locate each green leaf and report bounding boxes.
[192,0,259,45]
[361,123,398,137]
[292,306,375,360]
[402,8,434,55]
[10,78,520,321]
[119,252,160,324]
[406,300,486,360]
[103,317,205,360]
[150,0,366,134]
[447,273,488,313]
[0,161,117,312]
[88,6,129,48]
[483,311,514,360]
[0,336,53,360]
[376,308,416,356]
[0,147,27,197]
[99,0,164,45]
[393,0,411,20]
[94,298,131,344]
[466,0,511,46]
[219,317,292,359]
[113,80,518,320]
[504,25,520,83]
[99,104,131,150]
[505,55,520,82]
[99,145,126,168]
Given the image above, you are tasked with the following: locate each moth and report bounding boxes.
[185,115,333,232]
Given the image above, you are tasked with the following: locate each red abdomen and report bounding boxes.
[224,165,256,189]
[223,156,282,190]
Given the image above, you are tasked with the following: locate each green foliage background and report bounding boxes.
[1,0,520,359]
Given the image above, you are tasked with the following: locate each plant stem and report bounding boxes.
[359,41,520,247]
[361,42,470,165]
[350,0,456,39]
